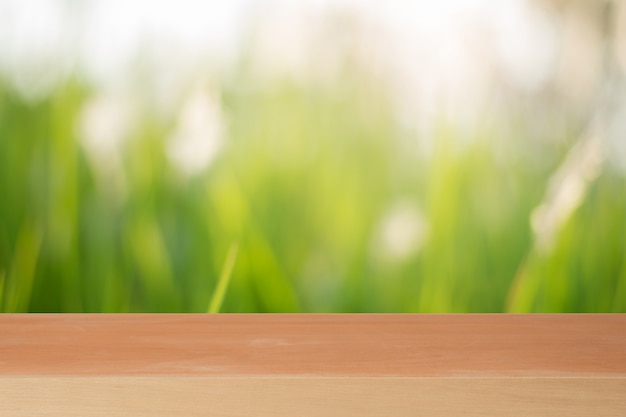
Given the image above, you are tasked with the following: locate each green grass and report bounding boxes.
[0,67,624,312]
[208,242,239,313]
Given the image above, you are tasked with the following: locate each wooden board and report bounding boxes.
[1,314,625,416]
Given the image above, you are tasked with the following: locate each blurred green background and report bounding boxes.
[0,0,625,312]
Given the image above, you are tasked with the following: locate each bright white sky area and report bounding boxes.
[0,0,558,102]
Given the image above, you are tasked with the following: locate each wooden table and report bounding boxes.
[1,314,625,416]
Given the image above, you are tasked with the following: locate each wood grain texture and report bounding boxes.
[2,377,625,417]
[1,314,625,416]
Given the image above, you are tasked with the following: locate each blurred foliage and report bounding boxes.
[0,65,624,312]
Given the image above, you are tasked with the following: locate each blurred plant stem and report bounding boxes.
[208,242,239,314]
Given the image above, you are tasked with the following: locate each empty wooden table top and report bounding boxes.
[1,314,625,417]
[1,314,625,377]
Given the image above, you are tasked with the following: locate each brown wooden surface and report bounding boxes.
[1,314,625,416]
[2,377,626,417]
[1,314,625,376]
